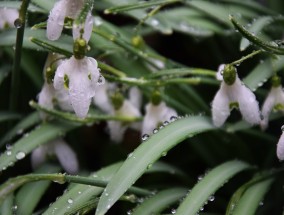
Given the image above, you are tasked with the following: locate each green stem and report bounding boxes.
[9,0,30,111]
[229,50,263,66]
[0,173,152,204]
[98,61,126,77]
[29,100,142,124]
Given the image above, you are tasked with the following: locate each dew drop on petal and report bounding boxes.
[16,151,25,160]
[163,121,169,126]
[97,75,105,85]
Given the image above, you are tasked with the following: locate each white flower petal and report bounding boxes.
[216,64,225,81]
[142,102,177,135]
[236,82,261,125]
[38,83,55,109]
[277,131,284,161]
[0,8,19,29]
[31,145,48,169]
[261,87,277,130]
[211,83,230,127]
[54,139,79,174]
[93,82,113,114]
[107,121,127,143]
[73,12,93,41]
[46,0,67,40]
[129,87,142,109]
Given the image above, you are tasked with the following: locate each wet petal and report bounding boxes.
[277,131,284,161]
[216,64,225,81]
[46,0,67,40]
[211,83,230,127]
[261,87,277,130]
[93,81,113,114]
[54,139,79,174]
[237,83,261,125]
[72,12,93,42]
[129,87,142,109]
[31,145,49,170]
[107,121,127,143]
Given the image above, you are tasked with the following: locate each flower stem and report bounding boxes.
[229,50,263,67]
[9,0,30,111]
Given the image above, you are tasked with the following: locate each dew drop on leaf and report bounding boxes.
[141,134,149,141]
[16,151,26,160]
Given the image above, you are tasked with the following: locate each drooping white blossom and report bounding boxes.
[277,129,284,161]
[0,8,19,29]
[212,64,261,127]
[31,139,79,174]
[93,81,115,114]
[142,102,177,135]
[107,88,142,143]
[53,55,103,118]
[261,85,284,130]
[47,0,93,41]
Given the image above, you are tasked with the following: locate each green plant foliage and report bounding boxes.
[1,0,284,214]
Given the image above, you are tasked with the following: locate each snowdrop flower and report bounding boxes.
[53,53,103,118]
[211,64,261,127]
[142,101,177,135]
[31,139,79,174]
[93,81,115,114]
[142,90,177,135]
[47,0,93,41]
[0,8,19,29]
[261,76,284,130]
[107,89,142,143]
[277,128,284,161]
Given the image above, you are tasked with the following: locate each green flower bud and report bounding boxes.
[131,35,145,50]
[223,64,236,85]
[271,75,281,87]
[111,91,124,110]
[73,38,87,59]
[151,90,162,106]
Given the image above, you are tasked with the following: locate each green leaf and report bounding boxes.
[0,65,10,86]
[0,112,21,123]
[0,1,45,13]
[42,162,122,215]
[0,112,40,147]
[232,178,273,215]
[0,121,76,172]
[96,116,215,215]
[31,0,56,12]
[240,16,273,51]
[104,0,182,14]
[132,188,187,215]
[0,194,14,215]
[15,164,61,215]
[230,15,284,55]
[0,28,73,54]
[175,160,251,215]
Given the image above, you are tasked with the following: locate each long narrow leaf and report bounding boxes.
[0,121,75,172]
[175,160,251,215]
[96,116,215,215]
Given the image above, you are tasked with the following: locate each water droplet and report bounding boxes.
[153,128,158,134]
[67,198,73,204]
[259,201,264,206]
[171,208,176,214]
[159,125,164,129]
[14,18,22,28]
[161,151,167,157]
[16,129,24,135]
[197,175,203,181]
[147,163,153,169]
[6,150,12,156]
[127,210,132,215]
[163,121,169,126]
[127,153,133,158]
[105,192,109,196]
[200,206,204,211]
[16,151,25,160]
[97,75,105,85]
[150,19,159,26]
[141,134,149,141]
[6,144,12,150]
[78,191,82,194]
[208,195,215,201]
[281,125,284,132]
[170,116,177,122]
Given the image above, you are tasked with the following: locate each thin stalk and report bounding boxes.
[229,50,263,66]
[9,0,30,111]
[0,173,152,204]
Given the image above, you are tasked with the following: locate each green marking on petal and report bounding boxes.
[64,74,69,89]
[273,103,284,111]
[229,102,239,110]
